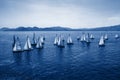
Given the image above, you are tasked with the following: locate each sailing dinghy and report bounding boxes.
[58,37,65,48]
[115,34,119,39]
[24,36,33,51]
[99,36,105,46]
[67,34,73,45]
[54,34,59,45]
[36,37,43,49]
[13,36,23,53]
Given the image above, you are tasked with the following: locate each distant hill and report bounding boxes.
[0,25,120,31]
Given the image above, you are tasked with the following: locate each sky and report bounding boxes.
[0,0,120,28]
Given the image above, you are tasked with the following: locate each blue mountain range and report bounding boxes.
[0,25,120,31]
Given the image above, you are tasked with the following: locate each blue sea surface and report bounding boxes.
[0,31,120,80]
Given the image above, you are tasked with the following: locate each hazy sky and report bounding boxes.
[0,0,120,28]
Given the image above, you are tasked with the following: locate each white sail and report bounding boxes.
[99,36,105,46]
[115,34,119,38]
[13,37,22,52]
[57,37,61,46]
[80,34,86,42]
[36,37,43,48]
[28,37,32,49]
[24,36,32,50]
[104,34,108,40]
[13,43,17,51]
[90,34,94,39]
[86,33,90,43]
[58,37,64,47]
[40,36,44,44]
[67,35,73,44]
[54,36,59,45]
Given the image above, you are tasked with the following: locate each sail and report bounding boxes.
[40,36,44,44]
[57,37,64,46]
[115,34,119,38]
[81,33,86,42]
[13,43,17,51]
[27,37,32,49]
[104,34,108,40]
[90,34,94,39]
[13,37,22,52]
[99,36,105,46]
[54,37,58,45]
[24,36,32,50]
[57,37,61,46]
[86,33,90,43]
[36,37,43,48]
[67,35,73,44]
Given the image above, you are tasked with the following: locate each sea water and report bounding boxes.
[0,31,120,80]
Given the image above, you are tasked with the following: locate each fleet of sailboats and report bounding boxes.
[12,32,119,53]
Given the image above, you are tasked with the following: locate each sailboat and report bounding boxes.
[67,34,73,45]
[104,34,108,40]
[58,37,65,48]
[86,33,90,43]
[36,37,43,49]
[115,34,119,39]
[99,36,105,46]
[31,33,37,46]
[13,37,23,53]
[80,33,86,42]
[40,36,44,44]
[54,34,59,45]
[24,36,33,51]
[90,34,94,39]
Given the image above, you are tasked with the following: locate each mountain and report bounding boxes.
[0,25,120,31]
